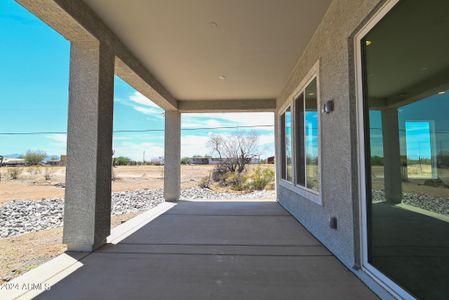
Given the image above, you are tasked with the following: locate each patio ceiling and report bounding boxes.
[83,0,332,101]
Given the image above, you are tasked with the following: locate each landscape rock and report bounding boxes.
[371,189,448,216]
[0,188,273,239]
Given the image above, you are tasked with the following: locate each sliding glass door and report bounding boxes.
[360,0,449,298]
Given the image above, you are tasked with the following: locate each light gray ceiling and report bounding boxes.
[83,0,332,101]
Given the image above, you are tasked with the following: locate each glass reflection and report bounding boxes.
[362,0,449,298]
[285,108,293,182]
[305,79,319,191]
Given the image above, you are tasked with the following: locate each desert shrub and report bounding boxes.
[43,168,53,181]
[223,173,248,191]
[249,166,275,190]
[30,167,41,176]
[181,157,191,165]
[210,164,274,192]
[111,169,118,181]
[7,168,22,180]
[24,150,47,166]
[211,164,228,183]
[198,175,211,189]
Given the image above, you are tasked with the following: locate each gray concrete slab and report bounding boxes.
[97,243,331,256]
[167,200,290,216]
[122,214,319,246]
[37,200,377,300]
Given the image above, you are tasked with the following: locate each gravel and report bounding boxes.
[0,188,273,239]
[371,189,449,216]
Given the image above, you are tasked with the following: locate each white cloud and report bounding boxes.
[215,112,275,126]
[44,134,67,155]
[258,133,275,145]
[46,134,67,143]
[113,141,164,161]
[134,106,162,116]
[129,92,160,108]
[113,136,132,141]
[181,135,212,157]
[180,132,274,158]
[116,91,163,116]
[182,112,274,130]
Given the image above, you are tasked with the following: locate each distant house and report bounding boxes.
[45,155,67,166]
[190,157,260,165]
[190,157,209,165]
[249,157,260,164]
[151,156,165,165]
[46,160,62,166]
[267,156,275,164]
[190,157,223,165]
[2,157,26,166]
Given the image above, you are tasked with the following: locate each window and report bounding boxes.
[404,121,437,179]
[295,78,320,192]
[359,0,449,298]
[280,107,293,181]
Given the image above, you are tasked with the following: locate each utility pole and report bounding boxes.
[143,150,146,164]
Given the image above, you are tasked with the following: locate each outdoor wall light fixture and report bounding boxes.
[218,75,227,80]
[322,99,334,114]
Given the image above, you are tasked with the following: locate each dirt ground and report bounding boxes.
[0,165,217,205]
[0,164,275,283]
[0,212,138,284]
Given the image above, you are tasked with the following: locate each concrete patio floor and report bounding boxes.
[36,200,377,300]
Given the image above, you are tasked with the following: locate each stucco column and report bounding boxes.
[164,111,181,202]
[63,41,115,251]
[381,108,402,204]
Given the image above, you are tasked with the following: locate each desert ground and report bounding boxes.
[0,164,275,283]
[371,164,449,198]
[0,211,138,283]
[0,164,222,205]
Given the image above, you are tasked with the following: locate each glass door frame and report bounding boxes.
[354,0,415,299]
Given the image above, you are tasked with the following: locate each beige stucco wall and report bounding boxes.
[275,0,394,297]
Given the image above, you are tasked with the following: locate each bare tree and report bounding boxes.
[208,131,259,174]
[207,135,224,160]
[236,132,258,173]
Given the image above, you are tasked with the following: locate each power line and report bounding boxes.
[0,124,274,135]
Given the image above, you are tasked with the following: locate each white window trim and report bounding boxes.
[277,60,322,205]
[279,105,293,183]
[354,0,415,299]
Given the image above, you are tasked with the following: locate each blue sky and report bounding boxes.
[0,0,274,161]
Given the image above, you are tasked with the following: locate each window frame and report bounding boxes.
[277,61,322,205]
[279,105,293,182]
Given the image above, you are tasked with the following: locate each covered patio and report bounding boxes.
[5,0,434,298]
[27,200,375,299]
